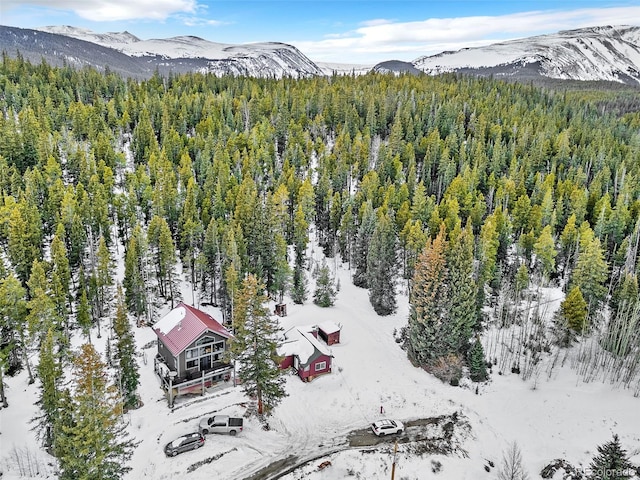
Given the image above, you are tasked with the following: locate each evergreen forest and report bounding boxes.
[1,54,640,474]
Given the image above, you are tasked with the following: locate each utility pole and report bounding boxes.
[391,439,398,480]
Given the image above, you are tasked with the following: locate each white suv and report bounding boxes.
[371,419,404,436]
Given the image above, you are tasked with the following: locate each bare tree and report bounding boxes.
[498,442,530,480]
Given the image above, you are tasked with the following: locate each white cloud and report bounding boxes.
[178,15,228,28]
[296,6,640,64]
[2,0,199,21]
[360,18,395,27]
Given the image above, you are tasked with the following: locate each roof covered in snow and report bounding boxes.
[318,321,341,335]
[278,326,332,367]
[153,302,231,357]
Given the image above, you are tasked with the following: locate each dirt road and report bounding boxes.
[242,412,469,480]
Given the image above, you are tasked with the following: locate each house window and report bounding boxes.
[185,338,226,370]
[186,360,198,369]
[186,348,198,360]
[315,361,327,371]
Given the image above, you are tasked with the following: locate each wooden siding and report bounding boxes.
[279,355,294,369]
[318,329,340,345]
[298,353,332,381]
[157,341,176,372]
[177,331,227,375]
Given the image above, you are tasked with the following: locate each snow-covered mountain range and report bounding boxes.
[413,25,640,85]
[38,25,324,79]
[1,24,639,84]
[0,25,323,79]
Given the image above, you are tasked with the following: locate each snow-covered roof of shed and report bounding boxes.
[318,321,341,335]
[278,326,331,366]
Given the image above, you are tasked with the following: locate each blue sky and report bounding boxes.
[2,1,640,64]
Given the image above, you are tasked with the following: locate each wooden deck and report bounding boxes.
[154,354,233,406]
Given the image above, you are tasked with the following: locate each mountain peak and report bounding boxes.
[413,25,640,85]
[38,25,140,46]
[1,25,322,79]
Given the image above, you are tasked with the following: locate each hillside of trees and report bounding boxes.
[1,54,639,474]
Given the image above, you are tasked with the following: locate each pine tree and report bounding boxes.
[561,286,588,332]
[406,226,451,365]
[36,327,61,449]
[514,263,530,295]
[366,211,397,315]
[297,179,315,224]
[468,338,488,382]
[271,234,290,304]
[353,201,376,288]
[87,177,111,245]
[131,109,158,165]
[338,202,356,264]
[220,224,242,323]
[148,215,179,305]
[478,213,500,290]
[94,234,114,318]
[400,219,427,286]
[447,226,478,354]
[292,205,308,304]
[410,181,434,226]
[560,213,579,264]
[0,273,28,383]
[610,273,639,320]
[68,212,87,269]
[571,236,608,314]
[112,287,139,411]
[50,223,71,318]
[313,262,336,307]
[27,260,60,366]
[291,264,308,305]
[230,275,287,415]
[76,288,92,340]
[7,197,43,284]
[533,225,557,278]
[328,190,343,256]
[123,225,149,323]
[588,434,633,480]
[179,178,204,292]
[55,343,134,480]
[202,218,221,305]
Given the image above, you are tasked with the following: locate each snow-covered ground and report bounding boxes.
[2,249,639,479]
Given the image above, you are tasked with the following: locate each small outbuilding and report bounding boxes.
[317,321,341,345]
[278,326,332,382]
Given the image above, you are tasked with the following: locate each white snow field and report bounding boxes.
[2,250,639,479]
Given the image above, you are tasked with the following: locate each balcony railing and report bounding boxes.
[154,354,233,407]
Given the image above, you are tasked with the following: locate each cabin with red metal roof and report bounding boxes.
[153,303,233,405]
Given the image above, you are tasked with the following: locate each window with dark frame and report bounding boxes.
[185,338,226,370]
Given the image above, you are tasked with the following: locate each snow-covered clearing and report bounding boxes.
[2,251,639,479]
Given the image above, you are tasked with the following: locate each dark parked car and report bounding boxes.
[164,432,205,457]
